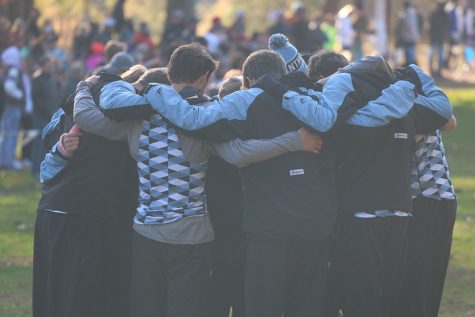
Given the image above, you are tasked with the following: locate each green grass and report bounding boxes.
[0,87,474,316]
[0,171,38,317]
[438,88,475,317]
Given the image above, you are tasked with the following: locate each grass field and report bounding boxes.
[0,88,474,317]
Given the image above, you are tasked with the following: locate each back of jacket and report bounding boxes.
[238,92,338,242]
[332,117,415,215]
[38,75,138,221]
[38,132,133,220]
[329,61,415,216]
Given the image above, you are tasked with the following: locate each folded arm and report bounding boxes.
[73,81,130,141]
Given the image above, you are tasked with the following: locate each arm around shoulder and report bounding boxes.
[73,82,131,141]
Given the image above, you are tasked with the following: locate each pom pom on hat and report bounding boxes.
[268,33,290,50]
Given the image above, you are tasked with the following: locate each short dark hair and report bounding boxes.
[242,50,286,85]
[104,40,127,62]
[121,64,147,83]
[308,50,349,81]
[136,67,170,86]
[218,76,242,99]
[167,44,217,84]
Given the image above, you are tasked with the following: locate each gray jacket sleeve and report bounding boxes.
[211,131,303,168]
[73,81,134,142]
[177,133,211,164]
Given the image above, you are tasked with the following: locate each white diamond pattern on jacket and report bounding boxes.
[134,114,207,224]
[411,131,456,200]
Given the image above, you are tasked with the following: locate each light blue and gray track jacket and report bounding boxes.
[93,81,305,244]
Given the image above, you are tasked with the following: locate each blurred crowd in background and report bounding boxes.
[0,0,474,176]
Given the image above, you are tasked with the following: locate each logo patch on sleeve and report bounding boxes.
[394,133,408,139]
[290,169,305,176]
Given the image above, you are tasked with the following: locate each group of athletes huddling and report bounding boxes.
[33,33,457,317]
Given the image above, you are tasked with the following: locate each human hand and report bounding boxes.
[58,125,82,157]
[394,66,422,96]
[298,128,323,154]
[85,75,100,85]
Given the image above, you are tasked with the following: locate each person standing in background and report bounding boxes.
[134,22,154,49]
[0,17,12,120]
[396,2,421,66]
[308,16,328,53]
[228,11,247,44]
[267,11,291,38]
[459,1,474,68]
[287,2,312,53]
[336,5,356,54]
[321,13,337,50]
[204,17,227,56]
[0,45,26,170]
[352,4,368,61]
[429,1,451,76]
[446,0,461,69]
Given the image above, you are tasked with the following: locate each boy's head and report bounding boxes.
[242,50,287,88]
[103,52,135,75]
[167,43,218,93]
[307,50,349,81]
[134,67,170,92]
[218,76,242,99]
[121,64,147,83]
[104,40,127,63]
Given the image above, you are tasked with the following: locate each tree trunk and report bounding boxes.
[166,0,195,22]
[323,0,341,14]
[0,0,34,22]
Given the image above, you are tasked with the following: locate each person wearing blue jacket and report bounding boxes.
[257,57,455,317]
[33,61,144,317]
[33,71,139,317]
[394,65,458,317]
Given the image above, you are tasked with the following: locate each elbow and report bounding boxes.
[318,113,337,133]
[72,110,81,125]
[441,116,457,132]
[439,94,453,119]
[72,109,87,129]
